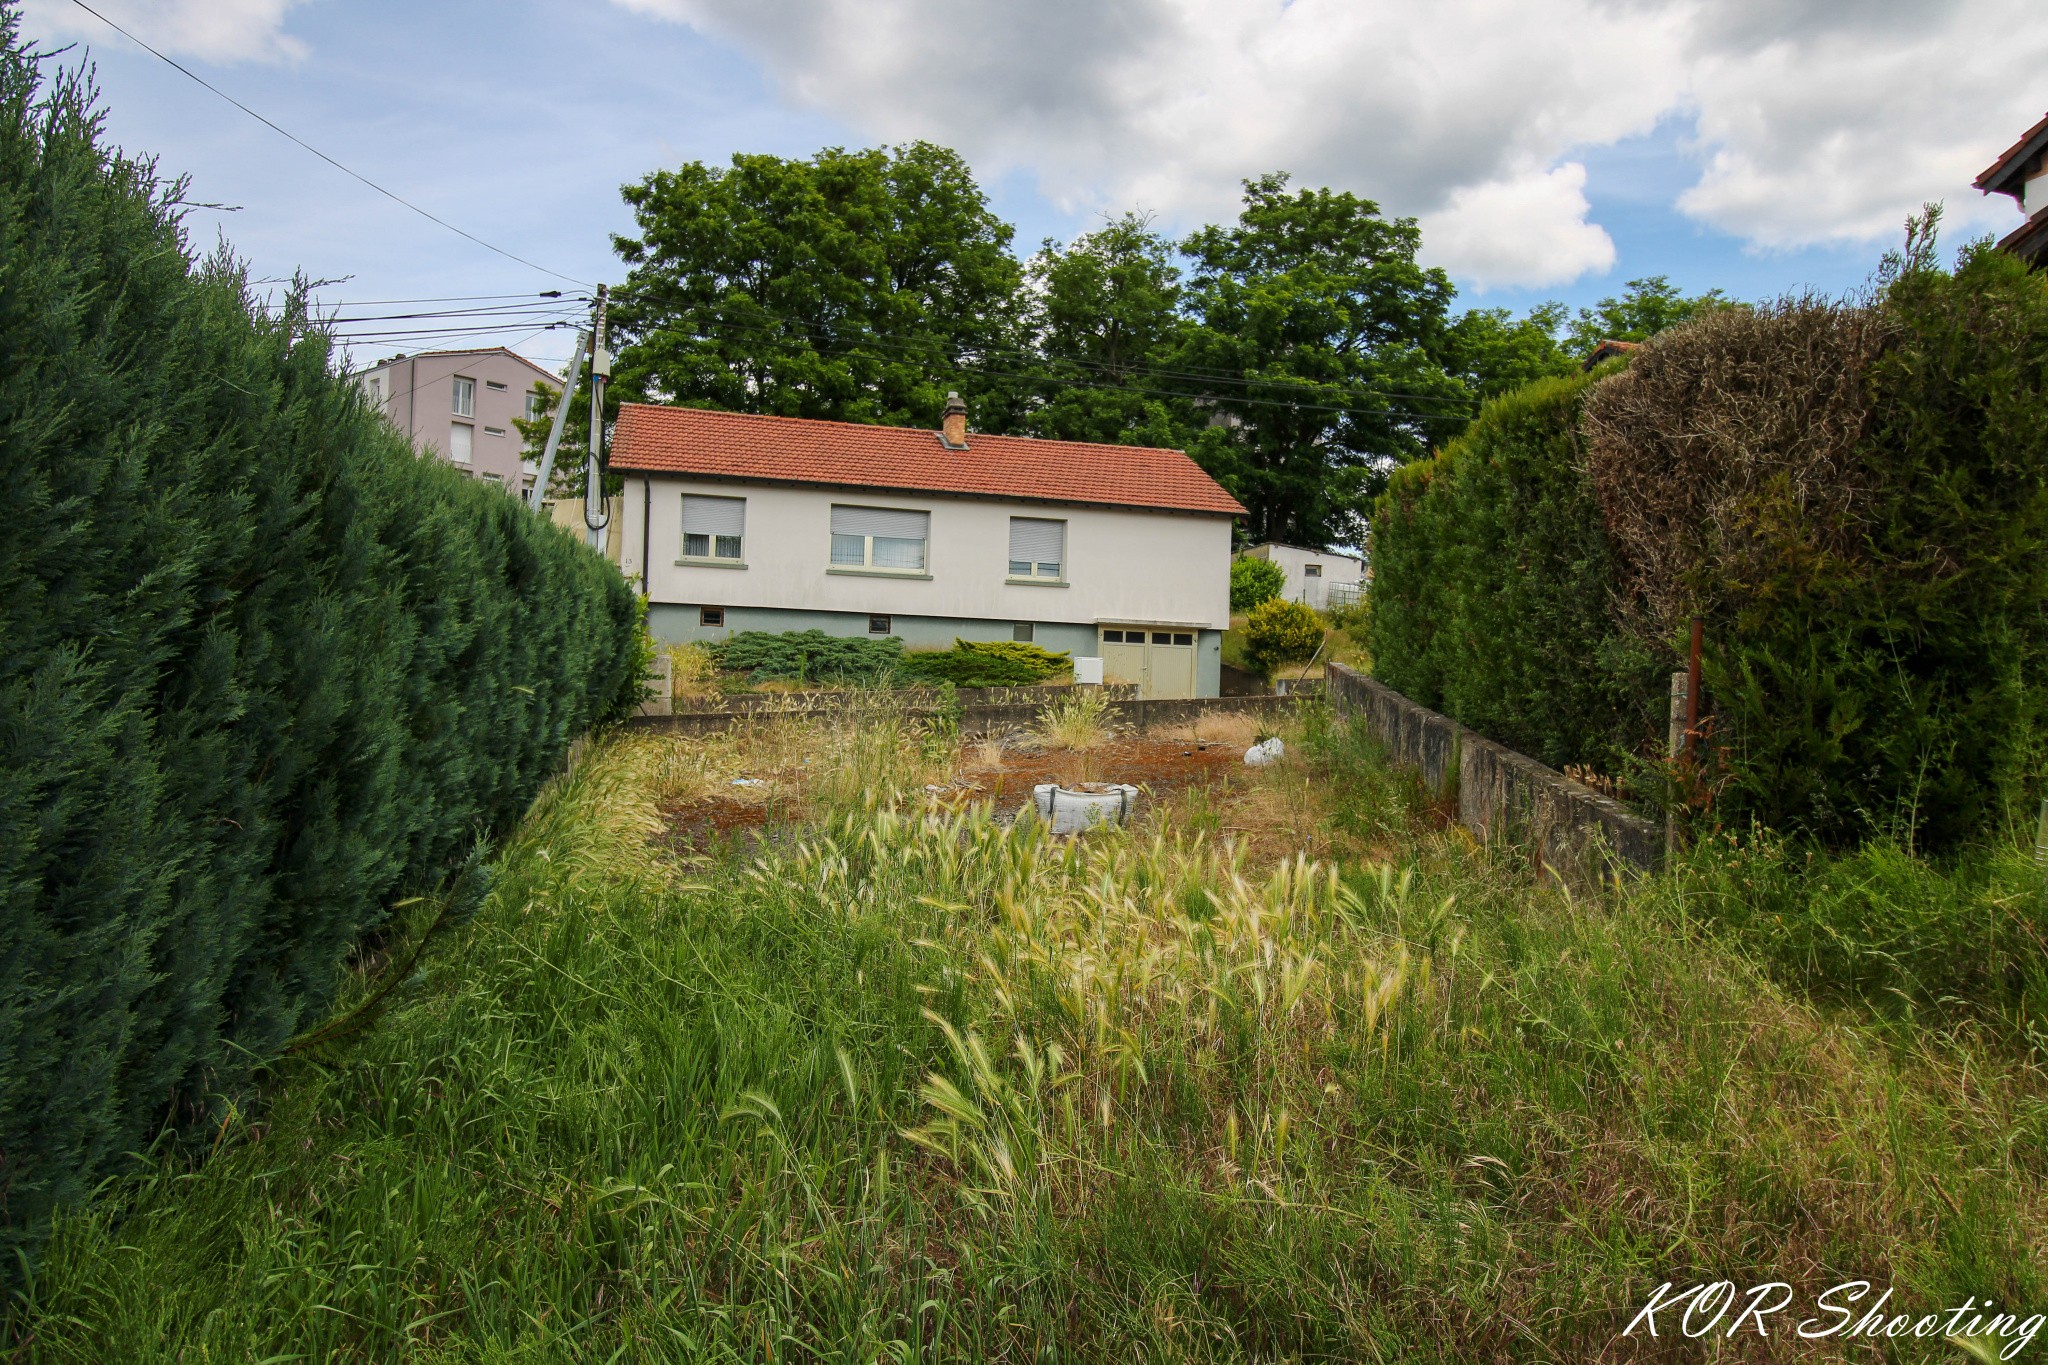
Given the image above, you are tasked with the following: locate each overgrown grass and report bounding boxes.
[8,708,2046,1361]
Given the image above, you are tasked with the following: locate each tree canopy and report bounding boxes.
[604,149,1734,550]
[608,142,1022,429]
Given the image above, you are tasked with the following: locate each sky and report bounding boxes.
[17,0,2048,376]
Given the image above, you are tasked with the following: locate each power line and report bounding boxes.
[63,0,590,288]
[311,291,572,307]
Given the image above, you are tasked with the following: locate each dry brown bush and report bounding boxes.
[1580,295,1898,643]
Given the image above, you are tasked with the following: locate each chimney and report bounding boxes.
[940,391,968,449]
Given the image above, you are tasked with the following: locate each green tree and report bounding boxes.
[1017,212,1200,447]
[1229,555,1287,612]
[608,142,1024,431]
[1443,302,1577,400]
[1176,174,1472,548]
[1564,275,1728,358]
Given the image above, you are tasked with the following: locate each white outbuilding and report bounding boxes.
[1241,542,1366,611]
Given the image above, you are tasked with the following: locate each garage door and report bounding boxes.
[1100,627,1197,699]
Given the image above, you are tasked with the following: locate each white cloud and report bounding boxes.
[20,0,308,64]
[614,0,2048,287]
[1420,163,1616,291]
[1676,0,2043,247]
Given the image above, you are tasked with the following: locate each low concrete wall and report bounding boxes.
[623,692,1302,739]
[1325,663,1662,884]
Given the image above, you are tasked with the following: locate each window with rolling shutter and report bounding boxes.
[1007,517,1065,580]
[682,495,746,560]
[829,504,928,571]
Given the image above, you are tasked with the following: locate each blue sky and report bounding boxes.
[19,0,2045,374]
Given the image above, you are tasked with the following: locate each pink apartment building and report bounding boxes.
[354,347,562,494]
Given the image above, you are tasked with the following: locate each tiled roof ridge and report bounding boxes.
[614,400,1189,459]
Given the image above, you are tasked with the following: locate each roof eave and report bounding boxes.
[607,463,1243,518]
[1975,112,2048,198]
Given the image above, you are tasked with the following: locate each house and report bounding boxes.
[353,347,561,493]
[1581,338,1641,371]
[607,394,1246,698]
[1241,542,1366,612]
[1975,111,2048,270]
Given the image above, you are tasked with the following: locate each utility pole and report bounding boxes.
[584,283,611,553]
[526,328,587,513]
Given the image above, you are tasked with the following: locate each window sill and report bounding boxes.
[675,557,747,570]
[827,566,932,581]
[1005,576,1067,588]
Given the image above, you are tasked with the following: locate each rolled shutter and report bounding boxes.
[682,495,745,537]
[831,505,928,539]
[1008,517,1064,566]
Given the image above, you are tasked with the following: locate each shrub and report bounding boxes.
[896,650,1042,687]
[707,629,903,683]
[0,24,637,1282]
[1368,371,1662,772]
[952,638,1072,680]
[1584,246,2048,847]
[1229,555,1287,612]
[1241,598,1325,673]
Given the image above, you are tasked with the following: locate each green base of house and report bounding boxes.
[647,603,1223,697]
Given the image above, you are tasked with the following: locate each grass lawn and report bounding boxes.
[7,700,2046,1361]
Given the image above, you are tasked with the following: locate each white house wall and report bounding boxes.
[624,477,1231,629]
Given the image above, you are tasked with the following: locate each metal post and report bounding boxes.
[1666,670,1687,859]
[1684,616,1704,754]
[2035,797,2048,870]
[527,328,587,512]
[585,284,611,553]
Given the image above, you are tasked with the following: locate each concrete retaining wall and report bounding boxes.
[1325,663,1662,884]
[624,692,1302,739]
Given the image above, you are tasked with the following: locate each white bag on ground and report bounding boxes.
[1244,737,1285,767]
[1032,783,1140,834]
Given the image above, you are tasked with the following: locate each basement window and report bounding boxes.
[1304,564,1322,578]
[699,607,725,628]
[869,615,892,635]
[1013,622,1034,642]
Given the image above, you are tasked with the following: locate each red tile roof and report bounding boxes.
[1976,111,2048,199]
[609,404,1245,517]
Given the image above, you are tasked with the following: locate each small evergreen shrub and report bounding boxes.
[896,650,1042,687]
[1230,555,1287,612]
[1241,599,1325,673]
[0,20,638,1282]
[898,640,1069,688]
[707,629,903,683]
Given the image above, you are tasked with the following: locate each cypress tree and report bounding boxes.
[0,11,640,1281]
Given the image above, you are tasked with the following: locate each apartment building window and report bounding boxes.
[830,504,927,571]
[525,391,546,422]
[365,375,381,402]
[449,423,473,465]
[485,379,508,392]
[452,376,475,417]
[1007,517,1065,580]
[681,494,746,561]
[700,607,725,628]
[482,472,504,485]
[869,615,892,635]
[484,426,507,438]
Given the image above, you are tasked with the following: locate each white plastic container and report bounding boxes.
[1071,655,1105,686]
[1031,782,1139,833]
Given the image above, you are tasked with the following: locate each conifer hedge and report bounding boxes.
[1367,243,2048,850]
[0,20,640,1275]
[1367,370,1661,772]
